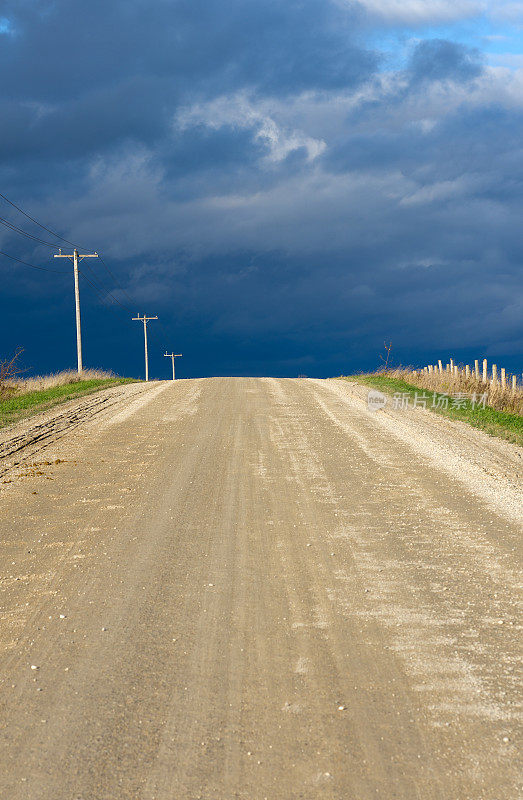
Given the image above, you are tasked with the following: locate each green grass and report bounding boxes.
[0,378,138,429]
[343,373,523,446]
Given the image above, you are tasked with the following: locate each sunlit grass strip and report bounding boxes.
[375,366,523,415]
[343,373,523,447]
[3,368,119,395]
[0,377,138,429]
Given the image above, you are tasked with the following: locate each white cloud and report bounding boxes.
[175,93,326,163]
[488,52,523,68]
[52,59,523,265]
[328,64,523,131]
[489,1,523,23]
[346,0,484,25]
[398,177,473,206]
[338,0,522,27]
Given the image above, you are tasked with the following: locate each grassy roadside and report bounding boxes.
[342,373,523,446]
[0,378,138,430]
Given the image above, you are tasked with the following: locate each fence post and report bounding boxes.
[512,375,517,391]
[438,360,443,373]
[501,368,506,389]
[482,359,488,383]
[491,364,497,385]
[465,364,470,378]
[474,360,479,380]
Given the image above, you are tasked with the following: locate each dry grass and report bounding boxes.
[382,367,523,415]
[3,368,115,397]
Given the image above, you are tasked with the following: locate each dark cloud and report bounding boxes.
[0,0,376,180]
[0,2,521,378]
[408,39,483,83]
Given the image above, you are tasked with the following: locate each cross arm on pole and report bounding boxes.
[132,313,158,381]
[54,252,98,259]
[53,249,97,374]
[164,352,182,381]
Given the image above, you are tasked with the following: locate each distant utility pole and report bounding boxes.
[164,352,182,381]
[132,314,158,381]
[54,248,98,374]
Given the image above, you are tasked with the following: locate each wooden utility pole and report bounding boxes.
[164,352,182,381]
[132,314,158,381]
[54,248,98,374]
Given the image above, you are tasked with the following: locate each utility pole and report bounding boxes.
[164,352,182,381]
[54,248,98,374]
[132,314,158,381]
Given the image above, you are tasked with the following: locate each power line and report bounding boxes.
[78,268,133,312]
[0,249,66,274]
[77,269,124,310]
[0,190,84,249]
[76,259,133,310]
[100,256,137,306]
[0,189,171,379]
[0,245,133,313]
[1,243,133,310]
[0,217,61,249]
[96,255,138,308]
[0,189,143,311]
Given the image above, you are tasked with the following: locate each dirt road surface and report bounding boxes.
[0,378,521,800]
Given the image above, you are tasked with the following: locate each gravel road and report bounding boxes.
[0,377,521,799]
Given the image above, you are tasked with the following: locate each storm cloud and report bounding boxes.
[0,0,521,378]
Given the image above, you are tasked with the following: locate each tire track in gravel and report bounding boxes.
[0,382,167,480]
[0,377,520,800]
